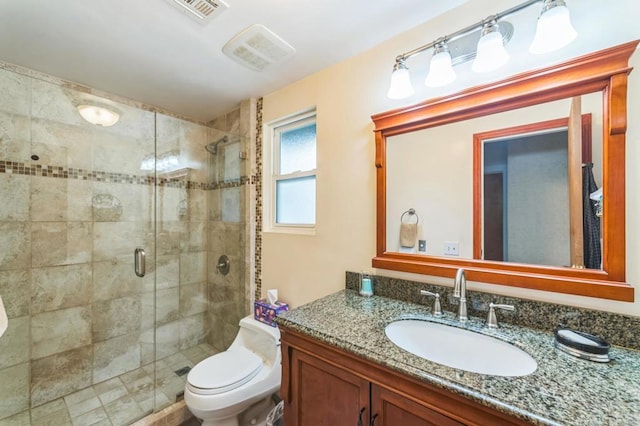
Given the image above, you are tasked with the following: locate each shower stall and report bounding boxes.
[0,65,254,424]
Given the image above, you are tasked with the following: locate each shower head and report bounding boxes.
[204,136,228,155]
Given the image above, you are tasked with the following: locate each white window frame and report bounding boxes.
[265,109,317,234]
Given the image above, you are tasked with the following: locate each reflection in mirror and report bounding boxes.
[386,121,473,256]
[483,129,578,267]
[476,92,602,270]
[386,93,602,270]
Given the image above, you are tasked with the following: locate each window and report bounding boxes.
[270,111,316,229]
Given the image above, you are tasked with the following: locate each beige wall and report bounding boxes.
[261,0,640,316]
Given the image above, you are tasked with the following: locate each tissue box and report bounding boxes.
[254,299,289,327]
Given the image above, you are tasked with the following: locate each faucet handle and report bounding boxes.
[420,290,443,317]
[486,302,515,328]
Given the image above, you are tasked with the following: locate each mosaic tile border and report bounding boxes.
[210,176,253,190]
[0,159,253,190]
[254,97,264,301]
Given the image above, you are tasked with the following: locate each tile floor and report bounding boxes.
[0,344,215,426]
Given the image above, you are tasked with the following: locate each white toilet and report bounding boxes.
[185,315,282,426]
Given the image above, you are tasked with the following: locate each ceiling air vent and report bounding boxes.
[222,24,296,72]
[168,0,229,24]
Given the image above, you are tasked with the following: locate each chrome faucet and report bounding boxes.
[453,268,468,322]
[486,302,515,328]
[420,290,443,316]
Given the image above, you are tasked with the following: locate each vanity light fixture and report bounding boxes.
[387,0,578,99]
[77,104,120,127]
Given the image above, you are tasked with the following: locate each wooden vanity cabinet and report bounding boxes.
[280,325,532,426]
[371,384,464,426]
[288,348,370,425]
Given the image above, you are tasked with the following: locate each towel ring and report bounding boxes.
[401,208,419,224]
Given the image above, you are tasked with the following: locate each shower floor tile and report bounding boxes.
[1,343,217,426]
[103,396,145,425]
[70,406,109,426]
[95,379,128,406]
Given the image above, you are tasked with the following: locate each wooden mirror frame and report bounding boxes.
[371,41,638,302]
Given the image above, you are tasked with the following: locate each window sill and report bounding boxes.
[263,227,316,236]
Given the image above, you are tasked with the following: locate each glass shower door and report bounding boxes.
[86,91,157,423]
[0,66,157,425]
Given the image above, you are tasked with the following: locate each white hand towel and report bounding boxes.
[400,222,417,248]
[0,295,7,338]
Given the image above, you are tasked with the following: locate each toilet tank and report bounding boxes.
[230,316,281,366]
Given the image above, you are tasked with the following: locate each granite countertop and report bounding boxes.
[276,290,640,426]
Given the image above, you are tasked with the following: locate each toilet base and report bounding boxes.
[201,419,239,426]
[239,397,274,426]
[197,396,274,426]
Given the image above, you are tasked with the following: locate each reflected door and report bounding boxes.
[483,172,504,261]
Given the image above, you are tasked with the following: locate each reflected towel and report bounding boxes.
[0,295,7,338]
[400,222,417,248]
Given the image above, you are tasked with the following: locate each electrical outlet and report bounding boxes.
[444,241,460,256]
[418,240,426,252]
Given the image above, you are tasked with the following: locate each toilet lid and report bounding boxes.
[187,348,263,394]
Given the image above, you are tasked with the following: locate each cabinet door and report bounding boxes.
[371,384,465,426]
[289,348,370,426]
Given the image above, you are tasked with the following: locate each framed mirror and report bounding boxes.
[371,41,637,302]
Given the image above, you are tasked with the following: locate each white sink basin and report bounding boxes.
[385,320,537,377]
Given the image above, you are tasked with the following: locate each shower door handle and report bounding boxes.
[134,248,146,277]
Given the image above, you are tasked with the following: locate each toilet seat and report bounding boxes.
[187,348,263,395]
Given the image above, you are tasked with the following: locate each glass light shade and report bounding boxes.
[387,66,414,99]
[77,104,120,126]
[425,49,456,87]
[529,3,577,54]
[472,30,509,72]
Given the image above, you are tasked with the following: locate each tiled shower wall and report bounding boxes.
[0,63,255,423]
